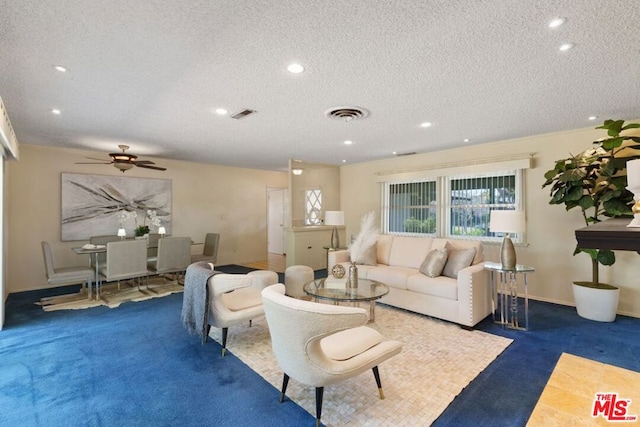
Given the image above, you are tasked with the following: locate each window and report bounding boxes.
[385,181,437,235]
[304,189,322,225]
[382,169,524,242]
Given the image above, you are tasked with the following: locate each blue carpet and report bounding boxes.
[0,265,315,427]
[433,299,640,426]
[4,266,640,426]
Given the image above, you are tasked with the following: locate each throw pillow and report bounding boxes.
[353,243,377,266]
[442,246,477,279]
[419,248,448,278]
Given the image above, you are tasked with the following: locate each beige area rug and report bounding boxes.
[527,353,640,426]
[37,278,184,311]
[208,304,513,426]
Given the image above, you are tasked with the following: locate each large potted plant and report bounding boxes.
[542,119,640,321]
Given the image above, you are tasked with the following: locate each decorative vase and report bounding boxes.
[347,262,358,288]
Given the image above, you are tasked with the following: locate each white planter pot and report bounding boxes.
[572,283,620,322]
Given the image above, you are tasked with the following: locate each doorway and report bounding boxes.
[267,188,286,255]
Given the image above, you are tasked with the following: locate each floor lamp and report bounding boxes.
[489,210,526,270]
[324,211,344,249]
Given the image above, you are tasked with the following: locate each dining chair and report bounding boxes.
[146,233,161,262]
[41,241,94,297]
[89,234,121,269]
[191,233,219,264]
[148,236,192,284]
[98,240,148,297]
[261,283,403,427]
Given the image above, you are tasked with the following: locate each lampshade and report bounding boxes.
[324,211,345,226]
[291,168,303,176]
[489,210,526,234]
[627,159,640,188]
[158,226,166,235]
[117,228,126,238]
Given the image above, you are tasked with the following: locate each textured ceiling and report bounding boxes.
[1,0,639,171]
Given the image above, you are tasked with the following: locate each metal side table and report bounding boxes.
[484,262,535,331]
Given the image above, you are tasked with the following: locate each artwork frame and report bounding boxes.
[61,173,172,241]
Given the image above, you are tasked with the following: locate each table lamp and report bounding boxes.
[324,211,344,249]
[158,226,166,238]
[489,210,525,270]
[117,228,126,240]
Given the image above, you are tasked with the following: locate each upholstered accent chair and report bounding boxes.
[147,236,191,283]
[191,232,220,264]
[207,273,265,356]
[261,284,403,427]
[41,241,94,297]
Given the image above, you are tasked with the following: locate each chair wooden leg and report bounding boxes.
[221,327,228,357]
[315,387,324,427]
[202,324,211,344]
[372,366,385,399]
[280,373,289,403]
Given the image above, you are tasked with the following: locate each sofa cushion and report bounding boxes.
[419,248,448,277]
[407,274,458,300]
[432,238,483,264]
[353,242,377,265]
[367,266,416,290]
[376,234,394,265]
[442,246,476,279]
[387,236,433,269]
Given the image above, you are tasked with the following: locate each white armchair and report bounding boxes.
[207,273,265,356]
[261,284,402,427]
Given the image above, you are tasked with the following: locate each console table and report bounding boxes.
[484,262,535,331]
[574,217,640,253]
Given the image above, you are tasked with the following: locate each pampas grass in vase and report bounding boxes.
[348,211,379,287]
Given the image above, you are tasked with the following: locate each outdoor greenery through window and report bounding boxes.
[383,170,523,242]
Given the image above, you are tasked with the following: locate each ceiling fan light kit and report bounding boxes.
[75,144,167,173]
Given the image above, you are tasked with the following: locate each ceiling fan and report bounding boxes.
[76,145,167,173]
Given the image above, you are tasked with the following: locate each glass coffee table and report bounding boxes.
[303,278,389,322]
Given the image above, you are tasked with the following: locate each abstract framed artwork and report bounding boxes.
[61,173,172,241]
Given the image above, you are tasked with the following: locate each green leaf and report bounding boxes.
[577,195,595,210]
[560,168,586,182]
[621,123,640,131]
[565,185,583,201]
[577,247,598,260]
[601,137,624,150]
[603,198,633,216]
[603,120,624,136]
[597,249,615,266]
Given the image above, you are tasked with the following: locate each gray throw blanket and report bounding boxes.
[181,262,220,342]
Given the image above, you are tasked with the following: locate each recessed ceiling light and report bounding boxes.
[53,65,68,72]
[547,17,566,28]
[287,63,305,74]
[342,159,347,163]
[51,108,61,115]
[559,43,575,52]
[463,138,470,143]
[214,108,228,115]
[344,140,353,145]
[392,151,397,155]
[420,122,432,128]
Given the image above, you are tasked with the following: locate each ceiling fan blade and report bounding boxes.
[133,160,155,165]
[136,164,167,171]
[85,156,112,162]
[75,162,112,164]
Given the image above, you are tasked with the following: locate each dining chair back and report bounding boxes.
[191,233,219,264]
[149,236,192,280]
[99,240,148,293]
[146,233,161,261]
[41,241,94,295]
[89,235,120,267]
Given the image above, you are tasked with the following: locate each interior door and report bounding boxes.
[268,188,285,254]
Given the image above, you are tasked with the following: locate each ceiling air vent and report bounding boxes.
[230,108,257,119]
[325,106,369,122]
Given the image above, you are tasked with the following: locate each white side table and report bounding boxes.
[484,262,535,331]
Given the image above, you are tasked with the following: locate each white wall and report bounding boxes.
[7,144,287,293]
[340,125,640,318]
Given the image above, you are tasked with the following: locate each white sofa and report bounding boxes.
[328,235,491,328]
